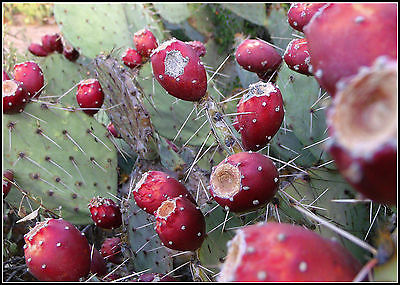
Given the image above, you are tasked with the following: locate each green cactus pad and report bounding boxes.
[221,3,267,26]
[279,168,372,263]
[3,102,118,225]
[197,202,243,271]
[54,3,164,59]
[153,3,192,24]
[276,64,333,165]
[126,199,173,275]
[36,53,92,107]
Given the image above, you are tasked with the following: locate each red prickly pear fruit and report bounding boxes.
[185,40,207,57]
[3,169,14,197]
[283,38,313,76]
[155,196,206,251]
[23,218,91,282]
[107,122,121,138]
[232,116,240,132]
[287,3,328,32]
[76,78,105,115]
[209,152,279,213]
[13,61,45,98]
[41,33,63,53]
[63,45,80,62]
[3,80,29,114]
[219,222,362,282]
[122,48,143,68]
[89,245,107,277]
[100,237,123,265]
[325,57,397,205]
[151,38,207,102]
[235,39,282,77]
[304,3,397,96]
[3,70,11,81]
[88,196,122,229]
[136,273,177,282]
[28,43,49,57]
[236,82,284,151]
[132,170,196,215]
[133,28,158,58]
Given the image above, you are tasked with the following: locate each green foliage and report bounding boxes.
[3,3,54,25]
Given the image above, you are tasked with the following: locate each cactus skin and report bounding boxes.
[219,222,362,282]
[100,237,123,265]
[76,78,105,116]
[304,3,397,96]
[132,170,196,215]
[63,45,80,62]
[3,80,29,114]
[151,38,207,102]
[122,48,142,69]
[3,102,118,225]
[326,58,397,205]
[209,152,279,213]
[88,196,122,229]
[3,169,14,197]
[13,61,45,98]
[283,38,312,76]
[28,43,49,57]
[236,81,284,151]
[3,70,11,81]
[155,196,206,251]
[41,33,64,54]
[287,3,327,32]
[24,218,91,282]
[90,245,107,277]
[235,39,282,77]
[133,28,159,59]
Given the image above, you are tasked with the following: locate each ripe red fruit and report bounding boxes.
[41,33,63,53]
[155,196,206,251]
[24,218,91,282]
[3,80,29,114]
[132,170,196,215]
[287,3,328,32]
[232,116,240,132]
[209,152,279,213]
[107,122,121,138]
[122,48,143,68]
[235,39,282,79]
[283,38,313,76]
[28,43,49,57]
[100,237,123,265]
[304,3,397,96]
[88,196,122,229]
[76,78,105,115]
[3,70,11,81]
[219,222,362,282]
[326,57,397,205]
[3,169,14,197]
[63,45,80,62]
[236,81,284,151]
[13,61,45,98]
[90,245,107,276]
[185,40,207,57]
[151,38,207,102]
[133,28,158,58]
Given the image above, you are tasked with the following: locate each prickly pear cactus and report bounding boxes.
[3,102,118,224]
[3,2,396,283]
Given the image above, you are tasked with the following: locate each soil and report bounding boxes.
[3,15,60,55]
